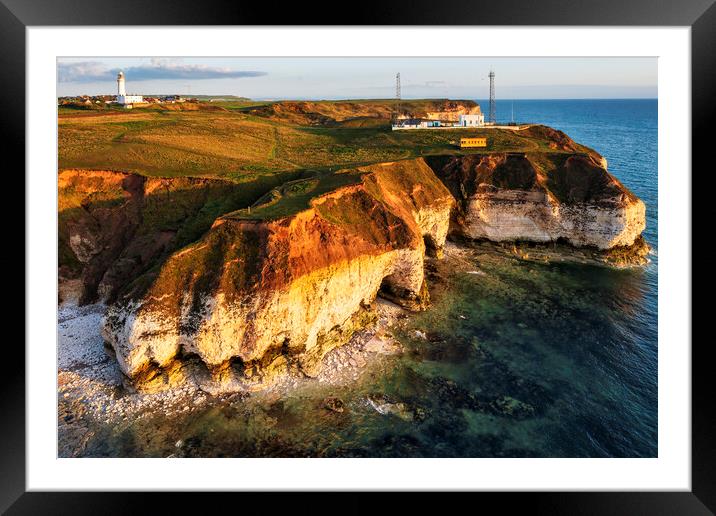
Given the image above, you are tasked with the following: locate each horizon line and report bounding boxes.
[58,95,658,101]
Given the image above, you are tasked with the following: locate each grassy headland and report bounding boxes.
[59,98,597,183]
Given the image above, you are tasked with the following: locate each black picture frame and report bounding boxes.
[3,0,711,513]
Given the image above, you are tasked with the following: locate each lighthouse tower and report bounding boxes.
[117,71,126,98]
[115,71,142,107]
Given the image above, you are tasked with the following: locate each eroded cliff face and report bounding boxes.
[63,133,648,390]
[425,152,646,250]
[58,169,301,305]
[101,159,454,385]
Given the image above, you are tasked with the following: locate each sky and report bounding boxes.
[57,57,657,100]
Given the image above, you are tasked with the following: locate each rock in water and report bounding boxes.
[366,394,415,421]
[324,397,345,413]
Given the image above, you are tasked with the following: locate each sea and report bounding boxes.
[84,99,658,458]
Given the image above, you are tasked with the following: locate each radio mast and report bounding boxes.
[488,70,496,124]
[394,73,402,121]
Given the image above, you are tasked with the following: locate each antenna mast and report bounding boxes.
[394,73,401,121]
[488,70,496,124]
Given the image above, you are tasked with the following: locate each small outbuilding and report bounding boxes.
[459,137,487,148]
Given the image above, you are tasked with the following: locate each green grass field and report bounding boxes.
[224,171,365,221]
[59,99,590,185]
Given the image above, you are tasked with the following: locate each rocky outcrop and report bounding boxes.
[101,159,454,385]
[426,151,646,250]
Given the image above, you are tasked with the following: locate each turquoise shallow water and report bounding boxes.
[83,99,657,458]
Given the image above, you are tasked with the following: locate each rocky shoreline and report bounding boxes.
[58,293,410,457]
[58,238,651,456]
[57,124,652,455]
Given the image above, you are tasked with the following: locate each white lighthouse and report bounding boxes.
[117,71,126,96]
[115,71,143,107]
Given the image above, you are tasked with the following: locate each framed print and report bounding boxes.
[4,0,712,513]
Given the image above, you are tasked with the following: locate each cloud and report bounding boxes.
[57,59,267,83]
[57,61,110,83]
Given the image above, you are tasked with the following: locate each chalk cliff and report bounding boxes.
[61,124,648,390]
[425,151,646,251]
[100,159,454,384]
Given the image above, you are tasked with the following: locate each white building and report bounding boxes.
[392,118,433,130]
[116,71,144,106]
[458,113,485,127]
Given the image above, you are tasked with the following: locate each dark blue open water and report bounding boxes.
[87,99,657,458]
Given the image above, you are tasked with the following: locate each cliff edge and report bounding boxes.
[100,159,454,387]
[425,147,645,251]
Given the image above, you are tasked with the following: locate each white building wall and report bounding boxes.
[459,114,485,127]
[117,95,144,105]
